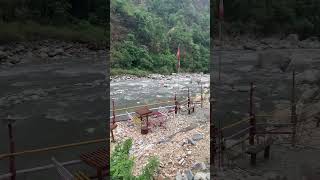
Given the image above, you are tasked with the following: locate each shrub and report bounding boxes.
[111,138,160,180]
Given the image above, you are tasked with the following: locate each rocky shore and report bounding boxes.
[111,98,210,180]
[0,40,107,66]
[213,34,320,50]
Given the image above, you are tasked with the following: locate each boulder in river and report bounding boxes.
[286,34,299,43]
[0,50,8,61]
[296,69,320,84]
[257,51,292,72]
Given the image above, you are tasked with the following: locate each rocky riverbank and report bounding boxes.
[111,98,210,180]
[214,34,320,50]
[212,45,320,180]
[0,40,107,66]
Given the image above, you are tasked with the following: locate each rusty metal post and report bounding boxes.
[201,82,203,108]
[112,99,116,124]
[221,132,225,168]
[8,121,16,180]
[174,93,178,114]
[188,88,191,114]
[291,69,297,147]
[212,126,216,166]
[111,99,116,142]
[249,82,255,145]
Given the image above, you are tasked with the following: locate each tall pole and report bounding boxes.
[249,82,255,145]
[8,120,16,180]
[188,88,191,115]
[111,99,116,142]
[218,0,224,82]
[174,93,178,114]
[201,81,203,108]
[112,99,116,124]
[218,21,222,82]
[291,69,297,147]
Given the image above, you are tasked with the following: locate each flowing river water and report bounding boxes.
[0,48,319,179]
[0,57,208,179]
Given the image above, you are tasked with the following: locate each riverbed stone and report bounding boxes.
[188,138,196,145]
[194,172,210,180]
[184,169,194,180]
[296,69,320,84]
[192,133,204,141]
[0,50,8,61]
[192,162,207,171]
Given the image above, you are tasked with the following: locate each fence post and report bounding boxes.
[111,99,116,142]
[188,88,190,114]
[8,120,16,180]
[249,82,255,146]
[212,126,216,166]
[201,82,203,108]
[174,93,178,114]
[291,69,297,147]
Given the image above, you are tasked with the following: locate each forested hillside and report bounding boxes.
[111,0,210,75]
[212,0,320,39]
[0,0,107,46]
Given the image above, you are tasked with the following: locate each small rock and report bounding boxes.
[263,172,281,180]
[0,50,8,61]
[187,151,192,155]
[39,52,48,58]
[179,158,185,165]
[85,128,95,134]
[176,171,182,180]
[156,174,165,180]
[191,162,207,171]
[286,34,299,42]
[184,169,194,180]
[192,133,204,141]
[188,138,196,145]
[194,172,210,180]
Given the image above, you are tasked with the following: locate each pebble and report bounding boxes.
[191,162,207,171]
[184,169,194,180]
[192,133,204,141]
[188,138,196,145]
[194,172,210,180]
[176,171,182,180]
[179,158,185,165]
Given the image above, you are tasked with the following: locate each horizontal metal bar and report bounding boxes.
[0,160,82,179]
[0,139,106,160]
[225,126,252,140]
[256,131,293,134]
[109,105,176,119]
[256,123,293,127]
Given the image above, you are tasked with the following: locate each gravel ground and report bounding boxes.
[110,96,210,179]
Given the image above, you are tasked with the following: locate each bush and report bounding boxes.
[111,139,160,180]
[0,21,106,45]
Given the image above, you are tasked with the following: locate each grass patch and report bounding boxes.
[0,21,108,46]
[111,68,150,77]
[111,139,160,179]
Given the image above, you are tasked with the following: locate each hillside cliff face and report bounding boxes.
[110,0,209,74]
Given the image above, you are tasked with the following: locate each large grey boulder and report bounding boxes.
[286,34,299,43]
[0,50,8,61]
[257,51,292,72]
[296,70,320,84]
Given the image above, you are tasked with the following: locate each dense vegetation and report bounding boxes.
[0,0,107,45]
[111,0,210,75]
[111,139,160,179]
[212,0,320,39]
